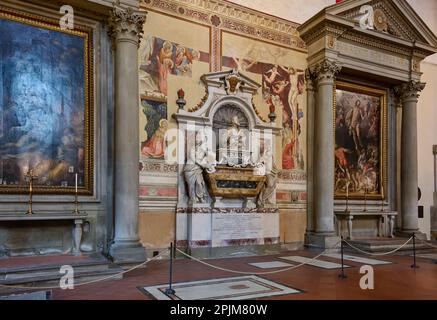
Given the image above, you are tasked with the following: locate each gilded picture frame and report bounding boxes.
[334,81,387,200]
[0,7,94,195]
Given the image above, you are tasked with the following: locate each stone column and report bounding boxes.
[433,145,437,193]
[304,69,316,242]
[307,59,341,248]
[432,146,437,241]
[395,81,425,236]
[108,7,147,263]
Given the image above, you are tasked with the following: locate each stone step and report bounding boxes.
[0,259,112,279]
[0,266,123,285]
[0,268,124,296]
[344,238,430,253]
[0,253,124,294]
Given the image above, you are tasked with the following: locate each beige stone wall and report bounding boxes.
[138,0,437,247]
[138,1,309,248]
[417,61,437,238]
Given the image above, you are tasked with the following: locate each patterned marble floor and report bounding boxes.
[248,261,294,269]
[322,253,392,265]
[140,275,301,300]
[278,256,350,269]
[38,246,437,300]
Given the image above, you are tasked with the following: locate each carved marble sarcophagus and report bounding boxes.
[205,166,266,199]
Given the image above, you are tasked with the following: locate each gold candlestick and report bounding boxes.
[24,169,38,215]
[345,182,350,213]
[73,192,80,214]
[363,188,367,212]
[380,185,385,212]
[73,174,80,214]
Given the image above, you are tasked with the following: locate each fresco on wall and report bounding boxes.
[0,17,90,192]
[139,35,210,99]
[139,35,210,162]
[222,54,305,171]
[140,99,168,159]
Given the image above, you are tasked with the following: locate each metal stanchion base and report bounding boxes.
[338,273,347,279]
[411,264,420,269]
[165,288,176,295]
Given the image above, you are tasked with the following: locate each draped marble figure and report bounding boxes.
[257,144,278,207]
[184,132,216,204]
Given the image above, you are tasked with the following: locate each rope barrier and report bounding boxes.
[417,238,437,250]
[0,249,169,291]
[342,237,413,256]
[175,241,341,275]
[1,235,427,292]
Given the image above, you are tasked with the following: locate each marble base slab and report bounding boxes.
[248,261,294,269]
[140,275,301,300]
[279,256,350,269]
[322,253,391,265]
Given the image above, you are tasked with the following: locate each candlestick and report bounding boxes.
[380,185,384,212]
[73,173,80,214]
[363,187,367,212]
[25,169,38,215]
[345,182,349,213]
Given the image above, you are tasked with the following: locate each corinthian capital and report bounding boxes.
[311,59,341,83]
[394,80,426,101]
[108,6,146,44]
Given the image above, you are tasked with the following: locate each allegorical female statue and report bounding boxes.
[257,144,278,207]
[183,132,216,205]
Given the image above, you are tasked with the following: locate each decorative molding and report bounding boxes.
[176,207,279,214]
[278,170,307,181]
[140,0,306,51]
[108,5,146,44]
[139,160,178,173]
[211,26,221,71]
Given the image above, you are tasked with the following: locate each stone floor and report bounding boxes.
[24,247,436,300]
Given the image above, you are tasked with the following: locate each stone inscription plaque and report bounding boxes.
[212,213,263,247]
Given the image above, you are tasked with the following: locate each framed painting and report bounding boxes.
[334,81,387,200]
[0,7,93,194]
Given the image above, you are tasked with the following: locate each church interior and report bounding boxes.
[0,0,437,301]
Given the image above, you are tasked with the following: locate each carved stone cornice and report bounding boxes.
[394,80,426,102]
[108,6,147,44]
[299,22,347,46]
[311,59,342,83]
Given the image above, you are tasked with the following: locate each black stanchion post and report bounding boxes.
[411,233,419,269]
[339,236,347,279]
[165,242,176,295]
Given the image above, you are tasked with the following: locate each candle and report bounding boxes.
[75,173,78,193]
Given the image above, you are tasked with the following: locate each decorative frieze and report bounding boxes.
[141,0,305,51]
[176,207,279,214]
